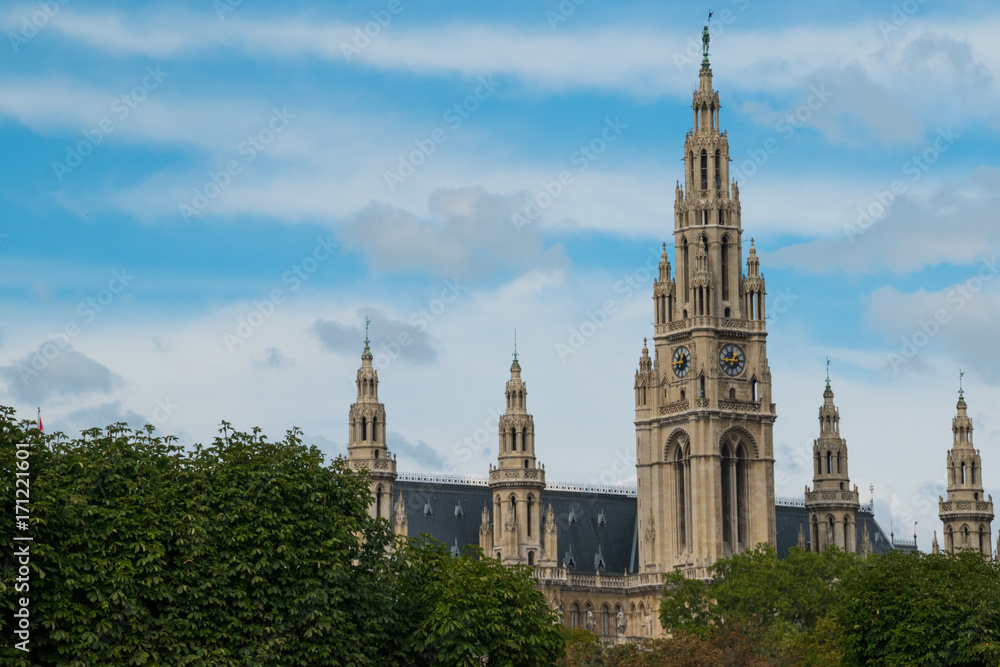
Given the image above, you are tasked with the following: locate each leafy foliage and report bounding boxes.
[1,407,563,666]
[837,549,1000,666]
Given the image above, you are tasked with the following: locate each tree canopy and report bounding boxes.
[0,406,563,666]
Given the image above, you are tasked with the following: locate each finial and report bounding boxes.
[364,316,371,345]
[701,12,712,65]
[750,237,755,248]
[825,356,831,386]
[959,368,965,399]
[362,316,373,358]
[513,329,518,362]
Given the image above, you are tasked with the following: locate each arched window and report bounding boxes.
[642,386,647,405]
[680,389,686,401]
[827,451,832,474]
[527,550,534,565]
[527,496,533,536]
[729,388,736,400]
[374,450,379,459]
[511,427,517,452]
[714,150,721,188]
[700,150,708,189]
[524,459,528,469]
[571,603,580,629]
[682,238,690,298]
[376,485,383,518]
[522,427,528,451]
[843,515,851,550]
[721,236,729,301]
[699,374,706,397]
[361,417,367,441]
[601,604,611,637]
[979,525,985,553]
[509,496,517,524]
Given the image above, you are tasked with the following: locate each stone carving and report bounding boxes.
[616,609,627,635]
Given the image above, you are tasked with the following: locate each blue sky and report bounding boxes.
[2,0,999,551]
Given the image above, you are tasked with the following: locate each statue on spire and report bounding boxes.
[959,368,965,399]
[702,12,712,65]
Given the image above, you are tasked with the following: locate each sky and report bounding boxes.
[1,0,999,552]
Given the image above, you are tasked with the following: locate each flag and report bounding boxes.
[37,407,43,432]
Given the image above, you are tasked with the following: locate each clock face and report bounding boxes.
[672,346,691,378]
[719,344,745,377]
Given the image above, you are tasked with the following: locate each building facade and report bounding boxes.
[937,385,994,556]
[342,24,977,641]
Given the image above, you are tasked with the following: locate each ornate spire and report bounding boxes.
[362,316,373,361]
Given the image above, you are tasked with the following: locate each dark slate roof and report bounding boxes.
[395,480,907,567]
[395,480,490,555]
[775,503,900,557]
[545,489,638,575]
[394,480,638,572]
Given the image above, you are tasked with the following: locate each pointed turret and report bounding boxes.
[939,373,993,554]
[488,349,546,565]
[346,322,397,520]
[805,363,860,553]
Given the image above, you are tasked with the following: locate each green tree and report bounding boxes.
[1,411,393,666]
[837,549,1000,666]
[381,536,564,667]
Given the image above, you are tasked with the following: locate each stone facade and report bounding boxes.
[341,26,989,642]
[938,388,994,555]
[804,374,860,553]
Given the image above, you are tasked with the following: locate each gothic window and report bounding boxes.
[601,604,611,637]
[729,388,736,400]
[972,462,977,484]
[376,485,383,518]
[714,150,721,188]
[372,418,377,442]
[721,235,730,301]
[843,515,851,549]
[361,417,367,441]
[642,386,647,404]
[680,389,686,401]
[979,525,985,553]
[683,238,690,298]
[374,450,379,459]
[527,496,533,536]
[827,451,832,474]
[511,427,517,451]
[689,151,694,188]
[699,374,706,397]
[524,459,528,469]
[700,150,708,189]
[522,427,528,450]
[528,550,534,565]
[836,454,841,474]
[571,603,580,628]
[510,496,517,524]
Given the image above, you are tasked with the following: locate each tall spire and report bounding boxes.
[362,316,372,360]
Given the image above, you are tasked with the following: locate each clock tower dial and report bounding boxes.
[672,346,691,378]
[719,344,745,376]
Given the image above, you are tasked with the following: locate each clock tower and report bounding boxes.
[635,26,776,579]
